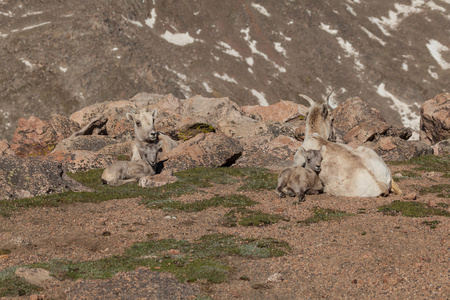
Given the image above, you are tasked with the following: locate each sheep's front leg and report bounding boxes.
[296,188,306,202]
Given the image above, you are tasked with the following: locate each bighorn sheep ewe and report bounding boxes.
[276,149,323,201]
[298,133,392,197]
[101,141,162,186]
[294,94,335,167]
[126,107,178,162]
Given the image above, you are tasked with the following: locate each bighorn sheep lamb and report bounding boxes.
[276,148,324,201]
[101,141,162,186]
[298,133,392,197]
[126,107,178,162]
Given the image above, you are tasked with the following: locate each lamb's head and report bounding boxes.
[298,148,322,173]
[142,140,163,168]
[126,108,158,143]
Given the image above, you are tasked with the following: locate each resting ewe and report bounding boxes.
[101,141,162,186]
[275,149,323,201]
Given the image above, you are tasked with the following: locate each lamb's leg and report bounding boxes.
[112,178,139,186]
[305,189,320,195]
[296,187,307,202]
[275,170,289,198]
[283,187,296,197]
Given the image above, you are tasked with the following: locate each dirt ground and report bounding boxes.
[0,163,449,299]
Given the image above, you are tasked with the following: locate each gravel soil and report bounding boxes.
[0,164,449,299]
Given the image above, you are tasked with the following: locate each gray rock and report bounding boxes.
[420,93,450,145]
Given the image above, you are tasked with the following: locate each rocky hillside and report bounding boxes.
[0,0,449,140]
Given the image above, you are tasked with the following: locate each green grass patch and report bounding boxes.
[0,167,276,217]
[422,220,440,229]
[298,207,353,226]
[148,195,257,212]
[0,234,289,290]
[378,200,450,217]
[0,276,42,297]
[0,249,11,255]
[419,184,450,198]
[388,154,449,175]
[178,123,216,141]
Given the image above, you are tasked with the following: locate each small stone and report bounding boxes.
[267,273,283,283]
[169,249,181,255]
[394,173,403,177]
[351,279,358,284]
[0,254,8,260]
[403,193,417,200]
[30,295,46,300]
[427,200,438,207]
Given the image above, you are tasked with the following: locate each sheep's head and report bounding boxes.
[299,148,322,173]
[142,140,163,167]
[126,108,158,143]
[300,93,336,142]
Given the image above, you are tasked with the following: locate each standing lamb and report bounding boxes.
[275,148,323,202]
[101,141,162,186]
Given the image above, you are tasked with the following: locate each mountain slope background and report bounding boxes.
[0,0,449,140]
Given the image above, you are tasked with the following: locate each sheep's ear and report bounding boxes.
[321,104,328,118]
[298,147,307,158]
[126,113,135,122]
[157,139,164,150]
[151,108,158,119]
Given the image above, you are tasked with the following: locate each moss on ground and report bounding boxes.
[0,234,290,297]
[419,184,450,198]
[148,195,257,212]
[0,167,276,217]
[378,200,450,217]
[178,123,215,141]
[223,208,288,227]
[388,154,449,175]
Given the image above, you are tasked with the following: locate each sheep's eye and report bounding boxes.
[136,120,141,127]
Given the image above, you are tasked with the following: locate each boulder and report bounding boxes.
[11,116,58,156]
[45,150,116,173]
[241,100,308,123]
[367,136,433,161]
[53,136,120,152]
[432,138,450,155]
[343,121,391,148]
[332,97,391,139]
[180,96,268,138]
[0,140,15,157]
[420,93,450,145]
[235,135,301,170]
[50,114,81,142]
[0,156,92,200]
[163,132,243,172]
[70,99,133,126]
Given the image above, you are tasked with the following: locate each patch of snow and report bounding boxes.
[161,30,198,46]
[59,66,68,73]
[320,23,338,35]
[0,32,7,38]
[360,26,386,46]
[194,11,200,16]
[274,42,287,57]
[122,15,143,27]
[203,82,213,93]
[246,57,254,66]
[0,11,13,17]
[426,1,446,11]
[369,1,424,36]
[213,72,238,84]
[22,11,43,17]
[216,41,242,58]
[20,58,34,69]
[116,56,121,59]
[196,29,201,35]
[428,66,439,79]
[426,39,450,70]
[241,28,286,73]
[345,4,357,16]
[145,8,157,28]
[17,22,51,31]
[336,37,364,70]
[376,83,420,139]
[250,89,269,106]
[288,20,294,25]
[324,86,339,109]
[248,68,254,74]
[402,61,409,71]
[251,3,271,17]
[165,66,192,97]
[112,47,118,51]
[62,14,74,17]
